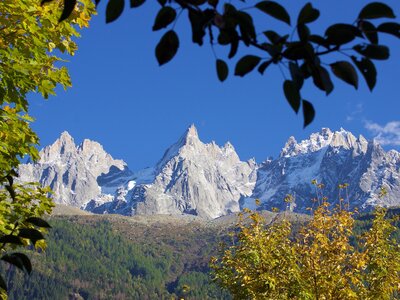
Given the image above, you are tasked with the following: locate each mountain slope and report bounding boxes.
[89,125,256,219]
[243,128,400,213]
[19,132,131,208]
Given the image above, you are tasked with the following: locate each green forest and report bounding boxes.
[1,209,399,300]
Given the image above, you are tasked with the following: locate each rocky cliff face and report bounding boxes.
[19,127,400,218]
[87,125,257,219]
[243,128,400,213]
[19,132,131,207]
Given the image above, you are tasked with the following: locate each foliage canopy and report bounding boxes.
[211,186,400,299]
[0,0,95,297]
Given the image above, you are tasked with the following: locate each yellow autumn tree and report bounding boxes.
[211,184,400,299]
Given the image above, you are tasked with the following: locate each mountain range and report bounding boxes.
[19,125,400,219]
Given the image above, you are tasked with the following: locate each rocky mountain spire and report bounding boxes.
[19,132,129,208]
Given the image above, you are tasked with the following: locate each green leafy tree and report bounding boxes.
[0,0,95,297]
[50,0,399,126]
[211,185,400,299]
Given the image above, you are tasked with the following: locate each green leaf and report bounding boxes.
[18,228,44,244]
[153,7,176,31]
[59,0,76,22]
[1,253,32,274]
[325,24,362,45]
[25,217,52,228]
[358,2,395,20]
[155,30,179,66]
[234,55,261,77]
[297,3,320,24]
[353,44,389,60]
[330,61,358,89]
[312,65,333,95]
[377,22,400,38]
[0,235,23,245]
[258,60,272,75]
[216,59,228,82]
[351,56,377,91]
[130,0,145,8]
[255,1,291,25]
[283,80,300,113]
[302,100,315,128]
[359,21,378,44]
[0,275,6,292]
[106,0,125,23]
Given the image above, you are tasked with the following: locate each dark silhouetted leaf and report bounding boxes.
[283,80,300,113]
[309,35,328,48]
[359,20,378,44]
[0,275,6,292]
[25,217,52,228]
[216,59,228,82]
[289,62,304,89]
[5,185,15,200]
[218,33,229,45]
[157,0,167,6]
[188,9,206,45]
[228,38,239,59]
[255,1,291,25]
[95,0,101,5]
[312,65,333,95]
[297,24,310,41]
[1,253,32,274]
[106,0,125,23]
[0,235,23,245]
[263,31,281,44]
[156,30,179,66]
[358,2,395,20]
[330,61,358,89]
[378,22,400,38]
[234,55,261,77]
[297,3,320,24]
[237,11,256,45]
[6,175,13,187]
[283,42,314,60]
[302,100,315,127]
[153,7,176,31]
[258,60,272,75]
[325,24,362,45]
[351,56,376,91]
[353,44,389,60]
[130,0,145,8]
[59,0,76,22]
[18,228,44,244]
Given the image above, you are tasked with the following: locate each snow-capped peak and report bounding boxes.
[156,124,202,170]
[280,128,368,157]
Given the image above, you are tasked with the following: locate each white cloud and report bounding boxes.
[364,121,400,146]
[346,102,364,122]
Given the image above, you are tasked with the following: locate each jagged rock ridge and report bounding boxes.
[19,126,400,218]
[19,132,131,208]
[86,125,257,219]
[243,128,400,213]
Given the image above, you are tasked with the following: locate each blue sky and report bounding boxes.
[29,0,400,170]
